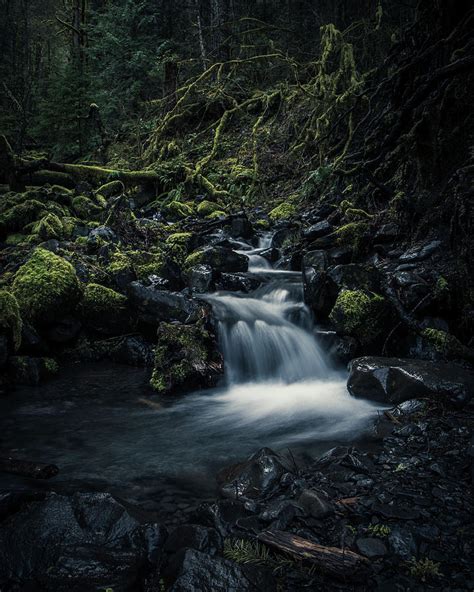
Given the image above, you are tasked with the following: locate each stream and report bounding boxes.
[0,234,381,519]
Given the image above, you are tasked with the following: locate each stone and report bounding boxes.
[164,548,275,592]
[217,447,293,500]
[0,492,166,592]
[348,357,474,407]
[399,240,442,263]
[164,524,222,556]
[303,220,333,239]
[185,264,214,293]
[185,246,248,273]
[230,215,253,239]
[303,270,339,319]
[297,489,334,519]
[356,537,388,558]
[303,249,328,273]
[328,263,380,292]
[216,273,262,293]
[128,282,201,325]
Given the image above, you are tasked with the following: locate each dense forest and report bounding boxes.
[0,1,473,591]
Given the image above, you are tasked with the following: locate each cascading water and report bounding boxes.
[0,231,381,512]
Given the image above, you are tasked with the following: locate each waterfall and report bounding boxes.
[205,241,332,385]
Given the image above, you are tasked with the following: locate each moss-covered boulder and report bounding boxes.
[197,200,223,217]
[0,291,22,351]
[329,289,387,345]
[72,195,103,220]
[162,201,194,221]
[150,321,223,395]
[79,283,129,335]
[184,246,248,273]
[34,213,64,241]
[0,199,47,237]
[12,248,82,325]
[268,202,297,221]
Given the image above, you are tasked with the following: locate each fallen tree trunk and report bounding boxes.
[258,530,370,581]
[0,457,59,479]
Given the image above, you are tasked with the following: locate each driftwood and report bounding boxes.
[258,530,370,581]
[0,457,59,479]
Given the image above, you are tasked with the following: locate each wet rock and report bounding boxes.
[217,448,293,500]
[297,489,334,518]
[191,500,253,537]
[111,335,155,366]
[316,446,375,475]
[303,249,328,273]
[327,246,353,265]
[328,263,380,292]
[0,492,166,592]
[356,537,388,558]
[259,247,279,263]
[150,320,223,395]
[128,282,201,325]
[164,525,222,556]
[374,223,400,242]
[216,273,262,293]
[399,240,442,263]
[164,548,275,592]
[348,357,474,406]
[259,499,303,528]
[304,220,333,240]
[271,227,297,249]
[185,264,214,293]
[303,270,339,319]
[186,246,248,273]
[229,215,253,239]
[387,526,417,559]
[88,225,118,245]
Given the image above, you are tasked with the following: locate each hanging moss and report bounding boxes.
[0,290,22,350]
[268,202,297,221]
[12,248,82,324]
[329,289,386,344]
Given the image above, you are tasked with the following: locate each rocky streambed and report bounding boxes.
[0,191,473,591]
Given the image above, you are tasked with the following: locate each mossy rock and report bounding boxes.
[72,195,103,220]
[79,283,129,335]
[34,213,64,241]
[162,201,194,221]
[197,200,223,217]
[0,290,22,350]
[96,180,123,198]
[165,232,193,247]
[5,233,28,246]
[206,210,226,220]
[12,248,82,324]
[329,289,387,345]
[184,246,248,273]
[0,199,47,235]
[150,321,223,395]
[268,202,297,221]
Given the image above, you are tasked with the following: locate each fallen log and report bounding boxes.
[0,457,59,479]
[258,530,370,581]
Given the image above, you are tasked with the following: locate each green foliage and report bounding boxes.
[367,524,391,537]
[0,290,22,350]
[406,558,441,581]
[223,539,271,565]
[12,248,82,324]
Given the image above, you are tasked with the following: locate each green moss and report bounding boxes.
[0,290,22,350]
[255,219,270,229]
[107,251,133,274]
[335,221,368,253]
[0,199,47,233]
[96,180,123,198]
[80,283,127,316]
[150,322,212,394]
[5,233,28,246]
[197,200,223,216]
[133,251,166,280]
[184,250,205,269]
[43,357,59,375]
[12,248,82,324]
[329,289,386,344]
[72,195,103,220]
[166,232,193,246]
[50,185,73,196]
[206,210,226,219]
[34,213,64,241]
[162,201,194,220]
[268,202,297,221]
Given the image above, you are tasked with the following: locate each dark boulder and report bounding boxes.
[186,246,248,273]
[0,492,167,592]
[216,273,262,293]
[399,240,442,263]
[185,264,214,294]
[303,270,339,320]
[164,548,275,592]
[328,263,380,292]
[164,524,222,556]
[297,489,334,519]
[229,215,253,239]
[303,249,328,273]
[189,500,253,538]
[128,282,202,325]
[348,357,474,407]
[46,316,82,343]
[303,220,333,240]
[259,247,279,263]
[217,447,293,500]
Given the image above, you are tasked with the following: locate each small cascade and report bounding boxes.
[206,237,332,385]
